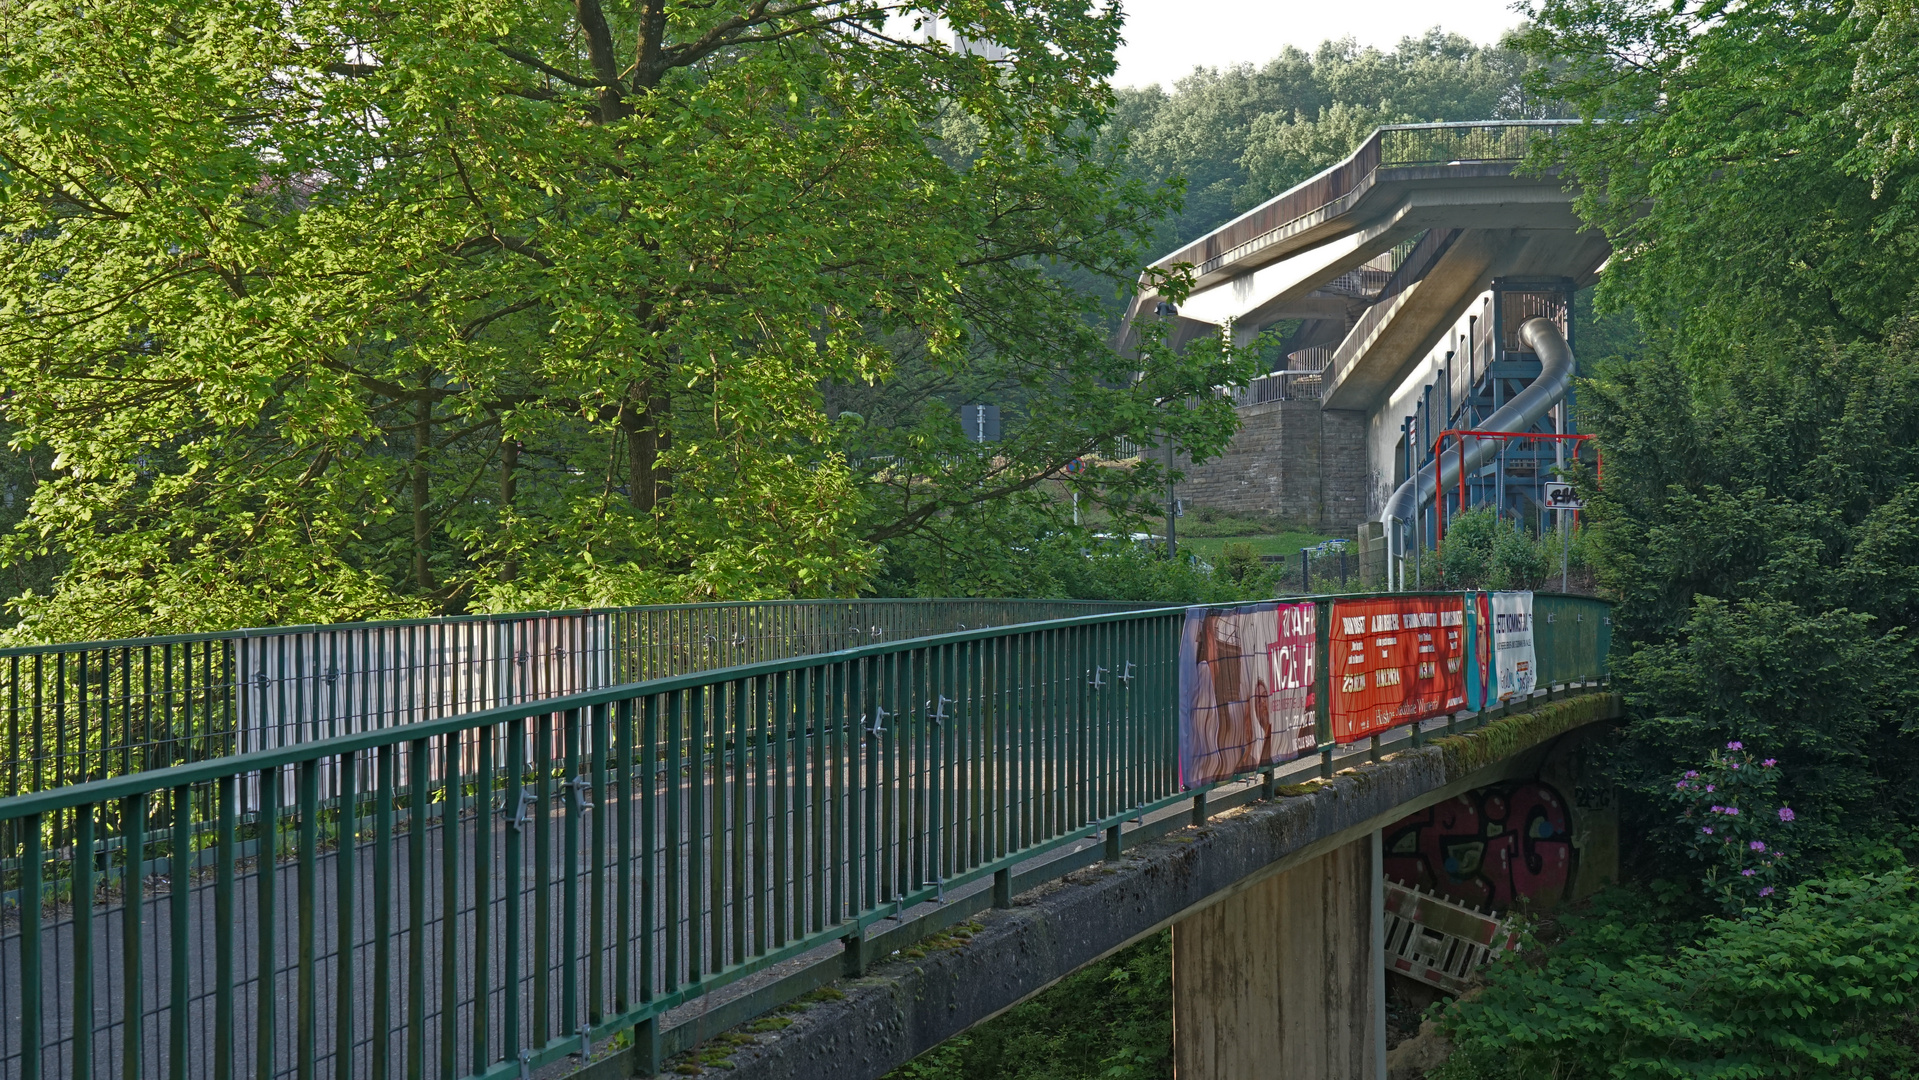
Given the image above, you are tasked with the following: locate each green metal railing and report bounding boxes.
[0,592,1608,1080]
[1533,594,1612,687]
[0,599,1146,802]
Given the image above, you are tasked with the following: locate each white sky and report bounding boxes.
[1111,0,1529,90]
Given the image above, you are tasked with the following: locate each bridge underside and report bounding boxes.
[591,689,1621,1080]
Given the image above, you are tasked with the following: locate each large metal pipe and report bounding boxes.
[1380,316,1574,527]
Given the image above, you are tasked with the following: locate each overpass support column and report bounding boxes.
[1172,831,1386,1080]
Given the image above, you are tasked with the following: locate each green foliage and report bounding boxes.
[1518,0,1919,882]
[1430,507,1584,591]
[884,930,1173,1080]
[1518,0,1919,368]
[0,0,1254,639]
[1440,872,1919,1080]
[1667,745,1798,913]
[868,501,1275,605]
[1570,334,1919,871]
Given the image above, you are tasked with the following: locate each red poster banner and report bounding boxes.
[1329,596,1469,743]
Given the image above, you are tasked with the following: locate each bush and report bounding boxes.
[1665,742,1799,912]
[1429,506,1585,591]
[1440,871,1919,1080]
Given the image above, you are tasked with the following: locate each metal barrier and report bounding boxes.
[0,600,1146,801]
[0,591,1608,1080]
[1231,369,1323,406]
[1156,120,1573,279]
[1534,594,1612,687]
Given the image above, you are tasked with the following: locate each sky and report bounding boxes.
[1111,0,1528,90]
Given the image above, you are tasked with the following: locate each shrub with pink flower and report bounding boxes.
[1666,744,1796,912]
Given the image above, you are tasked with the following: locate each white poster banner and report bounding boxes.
[1491,591,1536,701]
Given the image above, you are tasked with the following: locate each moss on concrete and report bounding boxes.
[1430,693,1620,778]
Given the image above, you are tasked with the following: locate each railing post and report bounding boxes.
[1104,823,1123,862]
[992,868,1012,909]
[842,927,867,978]
[1316,599,1333,779]
[632,1016,661,1077]
[20,811,40,1080]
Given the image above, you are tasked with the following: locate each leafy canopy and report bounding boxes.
[0,0,1251,637]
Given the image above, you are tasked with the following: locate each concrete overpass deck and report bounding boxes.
[1120,121,1609,416]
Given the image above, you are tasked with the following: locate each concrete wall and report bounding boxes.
[1175,400,1370,532]
[1538,725,1620,902]
[1173,834,1384,1080]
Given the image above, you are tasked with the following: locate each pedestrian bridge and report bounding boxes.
[0,593,1614,1080]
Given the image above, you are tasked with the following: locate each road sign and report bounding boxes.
[1065,457,1086,475]
[1543,482,1584,510]
[961,403,1000,442]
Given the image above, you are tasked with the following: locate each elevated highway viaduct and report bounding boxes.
[1116,121,1610,548]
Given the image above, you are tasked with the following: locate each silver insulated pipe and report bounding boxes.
[1381,316,1576,529]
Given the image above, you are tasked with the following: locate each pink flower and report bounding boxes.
[1685,770,1700,779]
[1762,759,1776,767]
[1727,741,1744,750]
[1759,886,1775,897]
[1730,762,1741,770]
[1706,784,1716,792]
[1710,805,1724,813]
[1726,807,1739,816]
[1778,807,1795,822]
[1749,841,1765,851]
[1701,827,1713,835]
[1741,869,1755,876]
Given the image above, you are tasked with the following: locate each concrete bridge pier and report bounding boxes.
[1172,832,1386,1080]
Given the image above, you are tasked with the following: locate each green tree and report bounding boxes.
[1574,336,1919,863]
[0,0,1248,638]
[1516,0,1919,370]
[1439,872,1919,1080]
[1516,0,1919,872]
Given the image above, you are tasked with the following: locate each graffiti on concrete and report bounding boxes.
[1383,781,1574,911]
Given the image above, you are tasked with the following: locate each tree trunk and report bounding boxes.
[621,384,670,511]
[412,379,434,592]
[499,435,520,583]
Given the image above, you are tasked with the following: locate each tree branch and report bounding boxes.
[496,47,604,89]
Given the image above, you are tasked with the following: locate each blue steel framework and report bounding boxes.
[0,593,1608,1080]
[1402,279,1585,552]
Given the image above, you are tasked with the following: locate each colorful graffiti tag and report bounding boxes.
[1382,781,1575,911]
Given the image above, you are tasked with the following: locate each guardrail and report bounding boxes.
[1321,228,1462,392]
[1230,369,1323,406]
[1155,120,1573,279]
[0,600,1147,803]
[0,591,1607,1080]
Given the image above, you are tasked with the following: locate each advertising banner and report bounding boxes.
[1177,602,1317,788]
[1329,596,1469,743]
[1491,591,1536,700]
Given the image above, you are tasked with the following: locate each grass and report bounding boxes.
[1176,531,1333,559]
[1072,505,1339,560]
